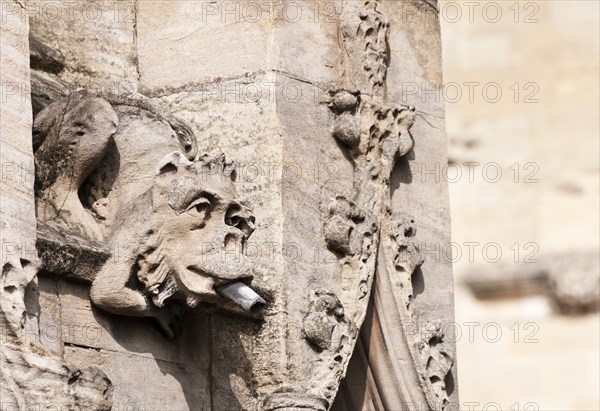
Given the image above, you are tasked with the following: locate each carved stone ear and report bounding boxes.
[156,151,193,176]
[167,117,198,161]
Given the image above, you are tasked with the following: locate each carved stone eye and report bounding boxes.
[186,197,211,217]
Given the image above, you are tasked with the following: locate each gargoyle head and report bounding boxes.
[134,151,258,311]
[33,92,265,336]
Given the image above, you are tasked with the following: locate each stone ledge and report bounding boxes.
[36,224,110,283]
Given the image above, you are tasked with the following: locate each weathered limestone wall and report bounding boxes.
[1,2,112,409]
[3,1,456,410]
[1,0,35,244]
[1,0,38,355]
[26,0,137,93]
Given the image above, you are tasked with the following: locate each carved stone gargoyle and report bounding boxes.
[34,91,265,337]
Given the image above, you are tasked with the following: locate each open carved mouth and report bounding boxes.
[150,269,211,309]
[181,266,265,316]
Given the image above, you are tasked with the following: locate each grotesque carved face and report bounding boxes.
[136,151,256,310]
[34,94,263,336]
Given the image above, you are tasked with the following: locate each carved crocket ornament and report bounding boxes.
[34,91,264,337]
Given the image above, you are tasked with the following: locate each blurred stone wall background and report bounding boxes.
[438,1,599,409]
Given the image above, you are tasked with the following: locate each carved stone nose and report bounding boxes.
[225,203,255,238]
[222,227,247,254]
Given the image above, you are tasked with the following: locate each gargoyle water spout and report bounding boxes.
[216,282,266,316]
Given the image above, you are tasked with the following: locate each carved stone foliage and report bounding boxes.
[340,0,391,95]
[303,289,348,351]
[325,88,416,179]
[322,87,416,310]
[392,216,424,274]
[1,221,38,341]
[384,213,455,410]
[295,0,455,408]
[1,222,113,410]
[297,86,421,407]
[300,289,357,403]
[321,86,457,408]
[418,322,455,410]
[324,196,375,257]
[265,69,421,406]
[390,215,425,308]
[33,92,264,338]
